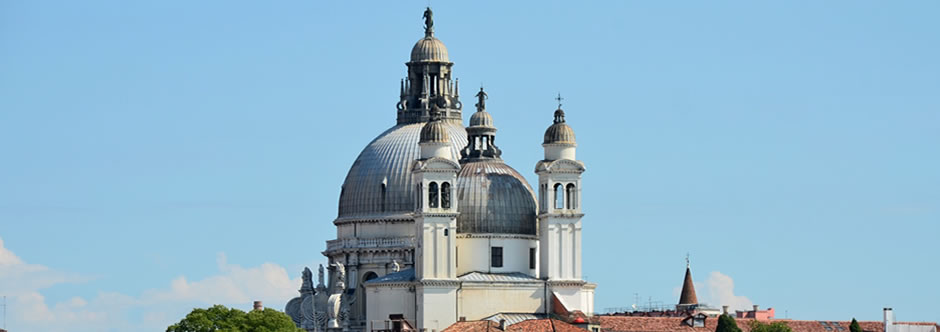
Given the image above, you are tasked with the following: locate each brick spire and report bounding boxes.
[678,266,698,305]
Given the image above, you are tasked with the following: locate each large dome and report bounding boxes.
[338,122,467,219]
[455,160,538,235]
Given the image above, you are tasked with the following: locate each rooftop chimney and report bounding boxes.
[884,308,895,332]
[722,306,729,315]
[753,305,760,312]
[499,319,507,330]
[253,301,263,311]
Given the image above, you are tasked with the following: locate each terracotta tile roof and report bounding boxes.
[599,316,890,332]
[749,320,884,332]
[443,320,504,332]
[506,319,589,332]
[601,316,710,332]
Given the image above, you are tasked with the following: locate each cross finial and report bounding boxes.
[686,253,690,268]
[555,92,564,109]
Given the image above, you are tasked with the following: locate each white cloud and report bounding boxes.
[143,253,301,305]
[702,271,754,311]
[0,237,86,297]
[0,236,303,332]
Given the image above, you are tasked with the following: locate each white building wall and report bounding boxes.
[544,144,576,161]
[457,283,546,321]
[417,284,458,332]
[365,285,416,330]
[456,236,538,276]
[551,284,596,314]
[417,220,457,279]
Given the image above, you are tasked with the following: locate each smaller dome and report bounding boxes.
[469,110,494,128]
[420,120,450,143]
[543,109,576,144]
[456,160,537,235]
[411,37,449,63]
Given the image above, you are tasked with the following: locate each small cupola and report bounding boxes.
[419,106,453,160]
[420,106,451,144]
[543,108,576,145]
[542,94,577,160]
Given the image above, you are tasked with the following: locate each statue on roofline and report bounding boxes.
[423,7,434,35]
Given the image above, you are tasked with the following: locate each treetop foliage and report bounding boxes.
[716,314,743,332]
[166,304,302,332]
[749,320,794,332]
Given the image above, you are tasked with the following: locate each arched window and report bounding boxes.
[441,182,451,209]
[428,182,439,208]
[566,183,577,209]
[554,183,564,210]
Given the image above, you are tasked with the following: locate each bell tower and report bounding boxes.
[536,99,586,281]
[412,106,460,330]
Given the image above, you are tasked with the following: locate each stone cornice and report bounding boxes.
[538,212,585,219]
[413,157,461,172]
[547,279,588,287]
[418,279,461,287]
[416,212,459,218]
[364,280,416,288]
[454,233,538,240]
[535,159,586,174]
[333,215,413,225]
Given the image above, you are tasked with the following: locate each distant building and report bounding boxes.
[736,306,775,321]
[596,308,937,332]
[884,308,937,332]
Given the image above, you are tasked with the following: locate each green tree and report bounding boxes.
[716,314,743,332]
[166,304,302,332]
[850,318,862,332]
[749,320,794,332]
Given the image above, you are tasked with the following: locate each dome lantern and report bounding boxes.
[460,87,501,161]
[396,7,462,125]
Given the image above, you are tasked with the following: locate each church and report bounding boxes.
[286,8,595,332]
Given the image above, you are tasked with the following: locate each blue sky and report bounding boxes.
[1,1,938,331]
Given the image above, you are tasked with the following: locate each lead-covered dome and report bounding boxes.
[468,109,494,128]
[419,116,450,143]
[411,36,449,63]
[543,109,576,144]
[338,122,467,219]
[455,160,537,235]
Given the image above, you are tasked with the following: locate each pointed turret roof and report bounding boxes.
[678,266,698,305]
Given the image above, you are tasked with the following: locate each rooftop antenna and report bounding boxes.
[3,295,6,330]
